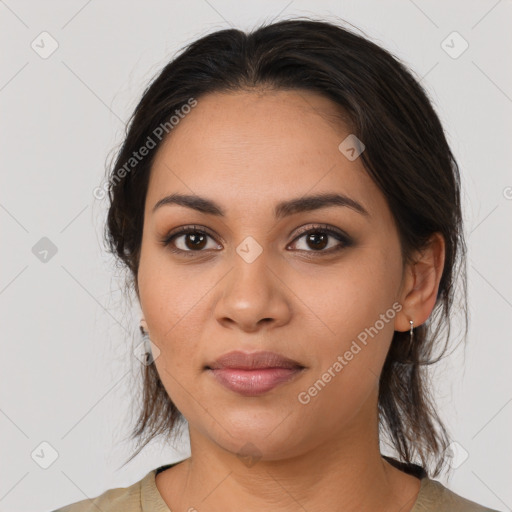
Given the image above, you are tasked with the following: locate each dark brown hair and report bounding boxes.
[104,17,467,478]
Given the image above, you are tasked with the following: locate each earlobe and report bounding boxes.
[395,233,445,333]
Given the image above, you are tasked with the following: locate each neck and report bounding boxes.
[157,393,421,512]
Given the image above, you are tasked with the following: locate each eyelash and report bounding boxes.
[160,224,353,258]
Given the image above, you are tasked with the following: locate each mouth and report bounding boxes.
[204,350,306,396]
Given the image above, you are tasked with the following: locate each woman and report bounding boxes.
[52,18,500,512]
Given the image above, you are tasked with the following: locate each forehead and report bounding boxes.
[146,90,385,219]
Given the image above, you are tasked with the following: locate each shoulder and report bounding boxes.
[50,469,156,512]
[414,477,503,512]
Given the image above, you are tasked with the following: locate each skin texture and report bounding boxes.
[137,89,445,512]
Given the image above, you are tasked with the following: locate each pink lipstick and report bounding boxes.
[205,350,305,396]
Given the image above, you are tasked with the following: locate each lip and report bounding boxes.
[205,350,306,397]
[206,350,304,370]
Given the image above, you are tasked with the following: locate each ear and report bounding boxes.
[395,232,445,332]
[140,317,149,334]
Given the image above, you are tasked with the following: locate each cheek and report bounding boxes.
[137,249,203,390]
[294,302,397,433]
[138,242,207,334]
[290,249,401,344]
[292,247,402,393]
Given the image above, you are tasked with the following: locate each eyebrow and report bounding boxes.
[152,192,370,219]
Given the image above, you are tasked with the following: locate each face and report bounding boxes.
[137,89,407,461]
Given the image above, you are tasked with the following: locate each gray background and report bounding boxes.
[1,1,511,511]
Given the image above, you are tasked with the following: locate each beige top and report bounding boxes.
[51,460,501,512]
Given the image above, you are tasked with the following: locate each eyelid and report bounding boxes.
[290,223,350,241]
[162,224,219,243]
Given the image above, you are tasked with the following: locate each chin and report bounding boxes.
[204,419,307,461]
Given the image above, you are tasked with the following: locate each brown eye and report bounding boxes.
[304,231,329,250]
[182,232,208,250]
[288,225,353,254]
[161,226,222,255]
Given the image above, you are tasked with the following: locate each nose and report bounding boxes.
[213,250,292,333]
